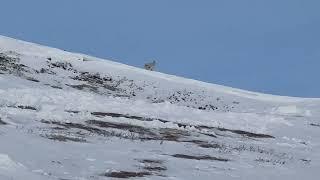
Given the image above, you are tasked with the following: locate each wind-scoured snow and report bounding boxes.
[0,35,320,180]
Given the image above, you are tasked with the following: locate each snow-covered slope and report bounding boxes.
[0,35,319,180]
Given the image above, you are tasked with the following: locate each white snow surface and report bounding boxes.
[0,35,320,180]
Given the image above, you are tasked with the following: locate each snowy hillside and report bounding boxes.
[0,35,320,180]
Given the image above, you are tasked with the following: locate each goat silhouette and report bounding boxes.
[144,60,156,71]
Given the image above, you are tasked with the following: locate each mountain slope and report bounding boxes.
[0,35,319,180]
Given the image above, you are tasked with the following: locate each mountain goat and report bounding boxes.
[144,60,156,71]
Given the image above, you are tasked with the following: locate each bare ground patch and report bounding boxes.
[37,117,283,166]
[102,159,167,179]
[40,120,156,141]
[87,110,274,139]
[171,154,229,162]
[310,123,320,127]
[42,134,86,143]
[183,140,222,149]
[198,125,275,139]
[66,84,99,93]
[157,128,190,141]
[5,105,37,111]
[85,120,158,139]
[102,171,152,179]
[25,77,40,82]
[41,120,110,136]
[16,105,37,111]
[40,119,218,150]
[138,159,167,173]
[255,157,286,165]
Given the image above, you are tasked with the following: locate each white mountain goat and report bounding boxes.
[144,60,156,71]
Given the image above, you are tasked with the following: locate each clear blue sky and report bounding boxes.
[1,0,319,97]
